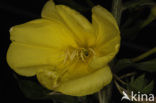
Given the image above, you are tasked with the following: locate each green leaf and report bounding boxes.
[16,78,50,100]
[128,74,147,92]
[114,58,156,72]
[114,59,133,72]
[142,80,154,94]
[127,74,154,94]
[134,59,156,72]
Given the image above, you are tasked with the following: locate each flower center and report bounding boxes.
[64,47,95,63]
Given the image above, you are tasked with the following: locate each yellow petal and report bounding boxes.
[41,0,62,21]
[41,0,96,46]
[89,37,120,69]
[56,5,96,46]
[36,62,90,91]
[92,5,119,31]
[61,62,90,82]
[42,0,92,32]
[10,19,77,48]
[55,65,112,96]
[92,5,120,46]
[7,42,64,76]
[90,6,120,69]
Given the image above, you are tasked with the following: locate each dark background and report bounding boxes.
[1,0,156,103]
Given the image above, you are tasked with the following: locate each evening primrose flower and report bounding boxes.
[7,0,120,96]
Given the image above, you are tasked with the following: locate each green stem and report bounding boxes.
[113,74,127,85]
[112,0,123,25]
[98,90,108,103]
[114,80,125,95]
[120,72,136,79]
[131,47,156,62]
[98,91,103,103]
[141,14,156,28]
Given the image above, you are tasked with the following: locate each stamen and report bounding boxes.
[80,50,85,62]
[70,50,77,61]
[89,48,96,55]
[63,47,95,63]
[63,49,70,64]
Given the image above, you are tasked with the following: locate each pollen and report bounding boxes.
[64,47,95,63]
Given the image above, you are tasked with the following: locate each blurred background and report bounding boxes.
[1,0,156,103]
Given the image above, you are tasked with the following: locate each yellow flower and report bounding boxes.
[7,0,120,96]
